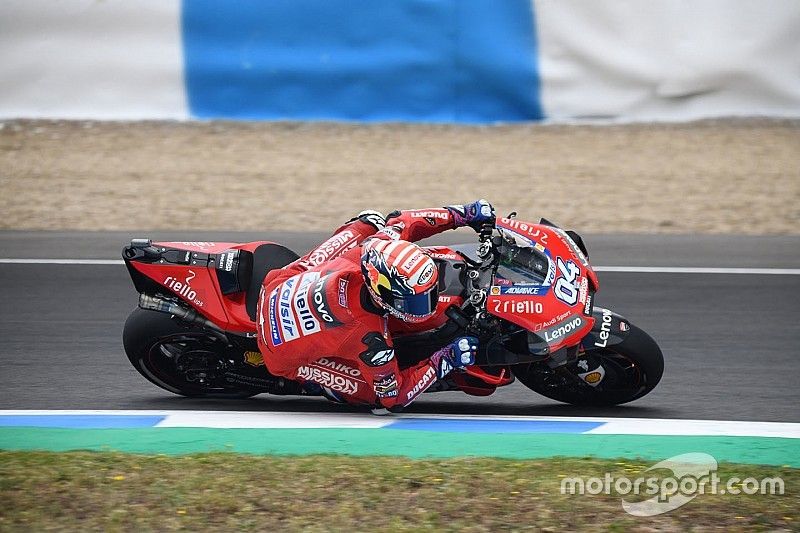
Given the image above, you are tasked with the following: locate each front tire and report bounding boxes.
[513,323,663,406]
[123,308,259,398]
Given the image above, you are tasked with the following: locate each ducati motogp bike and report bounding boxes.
[122,215,663,406]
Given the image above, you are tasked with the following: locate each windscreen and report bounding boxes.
[494,231,550,285]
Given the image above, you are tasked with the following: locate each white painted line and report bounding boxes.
[594,266,800,275]
[0,259,124,265]
[1,258,798,274]
[2,410,799,438]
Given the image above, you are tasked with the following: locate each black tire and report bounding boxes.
[123,308,259,398]
[513,323,663,406]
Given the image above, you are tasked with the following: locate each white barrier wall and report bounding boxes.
[0,0,186,120]
[0,0,798,122]
[535,0,800,121]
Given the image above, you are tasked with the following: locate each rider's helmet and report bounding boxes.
[360,239,439,323]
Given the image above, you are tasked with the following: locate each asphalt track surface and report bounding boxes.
[1,230,798,423]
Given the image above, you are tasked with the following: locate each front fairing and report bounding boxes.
[486,219,597,354]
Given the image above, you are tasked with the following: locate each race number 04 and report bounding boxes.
[555,258,580,305]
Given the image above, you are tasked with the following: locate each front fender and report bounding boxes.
[581,307,632,350]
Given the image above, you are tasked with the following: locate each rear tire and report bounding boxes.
[513,323,663,406]
[123,308,259,398]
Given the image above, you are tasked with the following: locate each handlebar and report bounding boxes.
[456,221,501,314]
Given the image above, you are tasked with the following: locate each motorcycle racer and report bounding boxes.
[255,200,494,411]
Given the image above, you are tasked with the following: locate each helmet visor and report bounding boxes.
[380,286,439,319]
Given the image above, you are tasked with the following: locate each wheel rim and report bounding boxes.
[142,333,234,395]
[519,348,648,404]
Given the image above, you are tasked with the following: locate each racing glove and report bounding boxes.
[347,210,386,231]
[430,336,478,379]
[446,199,495,231]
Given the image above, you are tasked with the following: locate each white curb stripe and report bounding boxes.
[584,418,800,438]
[1,259,798,275]
[155,411,387,429]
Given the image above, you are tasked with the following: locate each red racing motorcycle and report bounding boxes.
[122,215,663,406]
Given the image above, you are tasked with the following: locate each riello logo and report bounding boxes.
[164,270,198,302]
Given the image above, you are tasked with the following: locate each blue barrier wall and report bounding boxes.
[182,0,542,123]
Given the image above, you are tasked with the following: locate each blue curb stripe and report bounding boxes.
[386,419,604,433]
[0,415,166,429]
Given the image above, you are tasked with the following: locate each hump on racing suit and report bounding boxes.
[255,206,476,410]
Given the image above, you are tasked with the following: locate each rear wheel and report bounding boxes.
[512,323,663,406]
[123,308,259,398]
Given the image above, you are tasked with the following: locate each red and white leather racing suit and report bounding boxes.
[255,208,460,410]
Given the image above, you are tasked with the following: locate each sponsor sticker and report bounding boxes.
[219,251,236,272]
[297,366,360,395]
[401,252,425,272]
[491,299,545,316]
[314,357,362,378]
[373,373,398,398]
[595,308,613,348]
[578,365,606,387]
[417,263,435,285]
[539,315,585,344]
[583,371,602,384]
[179,241,215,249]
[163,270,204,307]
[312,275,343,327]
[338,278,349,307]
[499,219,549,244]
[293,272,322,336]
[381,224,403,240]
[427,251,459,260]
[243,351,264,367]
[410,210,449,220]
[498,284,549,296]
[583,292,594,316]
[303,230,357,267]
[532,310,572,332]
[369,349,395,366]
[258,288,269,345]
[278,277,300,342]
[268,288,283,346]
[578,276,588,304]
[406,366,436,401]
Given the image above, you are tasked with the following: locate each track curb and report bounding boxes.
[1,411,798,466]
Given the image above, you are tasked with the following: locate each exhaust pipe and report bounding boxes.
[139,293,228,343]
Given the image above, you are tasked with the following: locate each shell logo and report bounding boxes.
[243,351,264,367]
[583,371,602,384]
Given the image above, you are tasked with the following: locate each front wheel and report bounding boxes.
[123,308,260,398]
[512,323,663,406]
